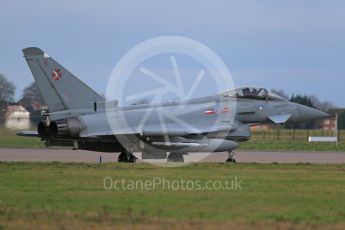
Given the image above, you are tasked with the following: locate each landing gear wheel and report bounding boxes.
[226,151,236,163]
[226,158,236,163]
[167,152,184,163]
[118,151,137,163]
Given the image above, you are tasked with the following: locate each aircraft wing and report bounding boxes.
[16,131,39,137]
[79,123,235,138]
[142,125,236,136]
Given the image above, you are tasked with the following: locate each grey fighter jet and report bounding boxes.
[18,47,329,163]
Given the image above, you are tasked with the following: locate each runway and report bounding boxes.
[0,148,345,164]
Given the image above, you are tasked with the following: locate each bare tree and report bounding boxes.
[0,74,15,102]
[270,89,335,112]
[20,82,44,108]
[271,89,289,100]
[309,95,335,112]
[0,74,15,126]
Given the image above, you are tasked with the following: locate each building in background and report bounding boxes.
[321,108,345,131]
[250,124,275,131]
[322,118,337,131]
[322,109,345,131]
[4,105,31,130]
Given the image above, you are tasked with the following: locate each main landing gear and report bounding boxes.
[167,152,185,163]
[118,149,137,163]
[226,151,236,163]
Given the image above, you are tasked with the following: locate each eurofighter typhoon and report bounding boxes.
[18,47,329,163]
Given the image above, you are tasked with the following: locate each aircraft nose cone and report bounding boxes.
[295,104,329,122]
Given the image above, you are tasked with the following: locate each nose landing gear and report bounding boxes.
[226,151,236,163]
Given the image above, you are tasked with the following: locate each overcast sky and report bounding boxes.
[1,0,344,107]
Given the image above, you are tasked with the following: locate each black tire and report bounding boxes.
[167,152,184,162]
[118,152,126,162]
[226,158,236,163]
[118,151,136,163]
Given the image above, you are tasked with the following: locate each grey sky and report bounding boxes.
[0,0,344,106]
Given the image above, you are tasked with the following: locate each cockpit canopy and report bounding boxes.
[221,87,287,101]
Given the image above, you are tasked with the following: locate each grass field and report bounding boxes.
[0,129,43,148]
[1,128,344,152]
[240,141,345,151]
[1,162,345,229]
[240,129,345,151]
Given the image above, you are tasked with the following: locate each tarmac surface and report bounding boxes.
[0,148,345,164]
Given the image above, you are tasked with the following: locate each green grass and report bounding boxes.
[0,128,43,148]
[239,129,345,151]
[1,162,345,229]
[239,140,345,151]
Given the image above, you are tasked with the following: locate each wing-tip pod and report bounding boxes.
[16,130,39,137]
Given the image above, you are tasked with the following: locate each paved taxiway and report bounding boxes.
[0,148,345,164]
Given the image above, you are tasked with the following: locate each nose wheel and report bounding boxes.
[226,151,236,163]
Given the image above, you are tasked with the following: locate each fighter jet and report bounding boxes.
[18,47,329,163]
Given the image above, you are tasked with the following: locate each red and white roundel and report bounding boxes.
[52,68,62,81]
[204,109,216,115]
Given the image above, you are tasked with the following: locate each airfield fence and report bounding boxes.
[250,129,344,142]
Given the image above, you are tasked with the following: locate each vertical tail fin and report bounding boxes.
[22,47,104,112]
